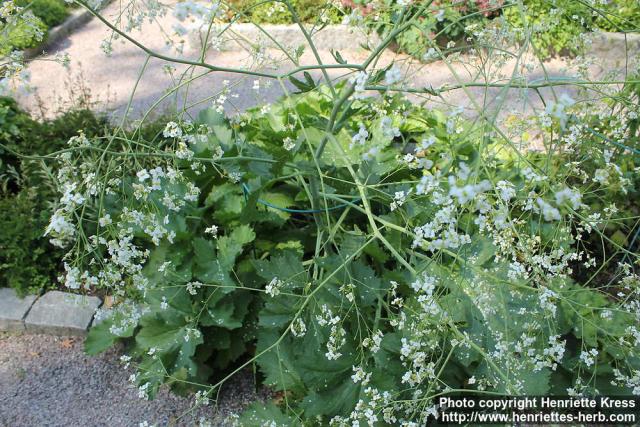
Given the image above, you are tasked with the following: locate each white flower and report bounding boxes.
[385,64,402,85]
[579,348,599,367]
[137,169,150,182]
[266,277,284,297]
[351,366,371,385]
[349,71,369,93]
[495,180,516,202]
[46,210,75,247]
[98,214,112,227]
[555,187,582,210]
[290,317,307,337]
[390,190,410,211]
[163,122,182,138]
[594,168,609,184]
[539,287,558,317]
[212,146,224,160]
[545,93,575,128]
[283,137,296,151]
[411,274,437,295]
[205,225,218,238]
[351,123,369,146]
[362,146,379,161]
[536,198,561,221]
[380,116,400,139]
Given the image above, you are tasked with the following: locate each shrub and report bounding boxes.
[595,0,640,32]
[0,97,108,296]
[0,190,64,296]
[225,0,342,24]
[0,13,47,55]
[0,96,39,193]
[16,0,69,27]
[503,0,594,56]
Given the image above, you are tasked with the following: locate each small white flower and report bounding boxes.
[349,71,369,93]
[137,169,150,182]
[579,348,599,367]
[385,64,402,85]
[205,225,218,238]
[351,123,369,146]
[99,213,112,227]
[163,122,182,138]
[290,317,307,337]
[283,137,296,151]
[266,277,284,297]
[555,187,582,210]
[380,116,400,140]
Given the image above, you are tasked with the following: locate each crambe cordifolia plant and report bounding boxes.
[5,0,639,424]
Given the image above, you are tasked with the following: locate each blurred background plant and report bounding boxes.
[0,96,107,296]
[0,0,70,55]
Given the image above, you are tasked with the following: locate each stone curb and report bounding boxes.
[22,1,113,61]
[589,32,640,61]
[210,23,379,52]
[0,288,101,336]
[208,26,639,56]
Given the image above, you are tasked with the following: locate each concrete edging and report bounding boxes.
[0,288,101,336]
[210,25,639,56]
[211,23,378,52]
[22,1,113,60]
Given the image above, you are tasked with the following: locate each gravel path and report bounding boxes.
[0,332,267,427]
[17,1,635,123]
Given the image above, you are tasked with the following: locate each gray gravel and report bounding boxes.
[0,332,267,427]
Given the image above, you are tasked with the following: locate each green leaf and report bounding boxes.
[197,107,225,127]
[85,315,134,355]
[213,124,233,146]
[331,49,346,64]
[253,251,307,288]
[301,377,360,418]
[217,225,256,269]
[239,402,299,427]
[288,72,317,93]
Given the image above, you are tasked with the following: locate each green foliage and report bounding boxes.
[503,0,594,56]
[0,14,47,55]
[0,0,70,54]
[0,190,64,296]
[0,97,108,296]
[66,79,640,423]
[344,0,640,59]
[225,0,342,24]
[16,0,69,27]
[594,0,640,32]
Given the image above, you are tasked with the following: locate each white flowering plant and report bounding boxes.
[46,83,639,423]
[17,0,640,424]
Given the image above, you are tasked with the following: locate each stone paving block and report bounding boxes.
[0,288,38,331]
[25,291,102,336]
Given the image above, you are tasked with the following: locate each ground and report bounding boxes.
[0,332,265,427]
[17,1,634,123]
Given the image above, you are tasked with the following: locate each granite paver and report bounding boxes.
[24,291,102,336]
[0,289,38,331]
